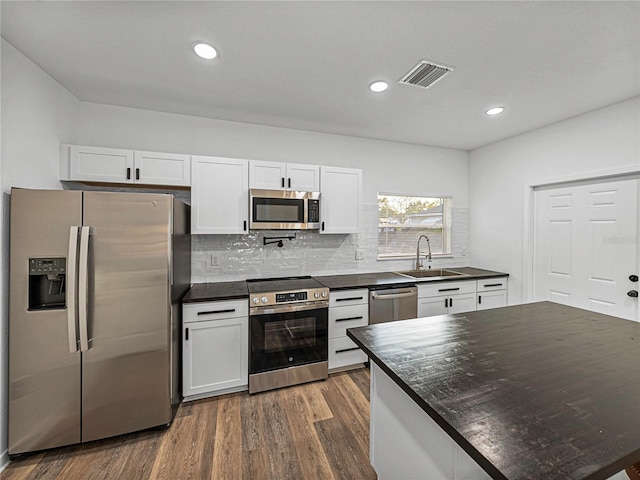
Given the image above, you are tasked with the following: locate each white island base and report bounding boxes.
[370,363,491,480]
[369,364,628,480]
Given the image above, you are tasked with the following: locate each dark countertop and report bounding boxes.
[182,267,508,301]
[314,267,508,290]
[182,281,248,303]
[347,302,640,480]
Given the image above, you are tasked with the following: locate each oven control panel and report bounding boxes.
[250,288,328,307]
[276,291,307,303]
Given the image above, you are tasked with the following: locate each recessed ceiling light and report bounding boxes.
[485,106,505,116]
[193,42,218,60]
[369,81,388,93]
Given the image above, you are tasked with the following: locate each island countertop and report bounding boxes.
[347,301,640,479]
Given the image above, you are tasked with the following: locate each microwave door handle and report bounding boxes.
[78,226,90,352]
[67,226,80,353]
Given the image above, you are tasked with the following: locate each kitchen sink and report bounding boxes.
[393,269,467,279]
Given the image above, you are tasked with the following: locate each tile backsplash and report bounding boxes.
[191,203,469,283]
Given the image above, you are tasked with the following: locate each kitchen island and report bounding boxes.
[347,302,640,480]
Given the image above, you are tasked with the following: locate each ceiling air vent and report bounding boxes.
[398,60,454,89]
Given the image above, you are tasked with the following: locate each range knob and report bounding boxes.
[314,291,320,298]
[321,291,328,298]
[261,296,268,304]
[252,297,260,304]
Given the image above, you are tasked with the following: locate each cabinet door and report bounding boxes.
[191,156,248,234]
[320,166,362,234]
[418,296,448,317]
[287,163,320,191]
[477,290,507,310]
[448,293,477,315]
[134,151,191,186]
[329,336,367,370]
[67,145,134,183]
[249,160,287,189]
[182,317,248,398]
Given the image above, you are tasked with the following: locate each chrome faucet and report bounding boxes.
[415,235,432,270]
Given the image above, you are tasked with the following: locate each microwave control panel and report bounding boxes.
[308,199,320,223]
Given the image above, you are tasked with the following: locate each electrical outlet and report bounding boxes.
[355,249,365,260]
[460,248,467,257]
[210,255,220,266]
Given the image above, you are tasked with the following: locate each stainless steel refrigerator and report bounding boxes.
[8,188,191,456]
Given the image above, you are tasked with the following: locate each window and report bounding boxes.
[378,194,452,259]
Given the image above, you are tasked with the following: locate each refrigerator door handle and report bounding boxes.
[78,226,91,352]
[67,226,80,353]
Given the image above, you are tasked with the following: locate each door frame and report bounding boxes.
[523,164,640,304]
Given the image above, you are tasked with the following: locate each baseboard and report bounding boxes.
[0,449,9,474]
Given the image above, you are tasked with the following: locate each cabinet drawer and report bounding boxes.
[329,336,367,370]
[329,288,368,307]
[477,277,508,292]
[329,304,368,339]
[418,280,476,298]
[183,299,248,323]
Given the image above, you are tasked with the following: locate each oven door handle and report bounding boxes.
[250,301,328,316]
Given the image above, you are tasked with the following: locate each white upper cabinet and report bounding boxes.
[249,160,320,191]
[191,155,249,235]
[60,145,191,187]
[320,166,362,234]
[134,151,191,186]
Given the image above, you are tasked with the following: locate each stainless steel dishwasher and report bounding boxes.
[369,285,418,324]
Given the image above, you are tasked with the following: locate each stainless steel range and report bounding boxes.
[247,276,329,394]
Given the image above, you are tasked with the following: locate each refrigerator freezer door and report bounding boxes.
[81,192,173,442]
[9,189,83,455]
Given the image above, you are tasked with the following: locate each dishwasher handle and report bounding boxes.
[370,289,416,300]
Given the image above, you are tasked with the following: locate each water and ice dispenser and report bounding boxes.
[28,257,66,310]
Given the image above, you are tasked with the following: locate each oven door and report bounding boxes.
[250,304,328,374]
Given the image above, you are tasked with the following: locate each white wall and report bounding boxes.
[74,103,470,281]
[0,39,79,469]
[469,96,640,305]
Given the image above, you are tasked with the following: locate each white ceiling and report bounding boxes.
[2,1,639,151]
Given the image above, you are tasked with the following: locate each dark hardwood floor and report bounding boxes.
[1,368,376,480]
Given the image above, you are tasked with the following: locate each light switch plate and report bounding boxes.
[355,249,364,260]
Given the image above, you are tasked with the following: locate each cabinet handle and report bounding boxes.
[185,328,189,341]
[438,287,460,292]
[335,316,363,322]
[281,177,285,188]
[445,299,448,308]
[243,220,247,231]
[197,309,236,315]
[336,347,360,354]
[450,298,453,308]
[135,168,140,180]
[321,221,325,231]
[288,178,291,188]
[126,167,131,180]
[336,297,364,302]
[483,283,503,288]
[478,295,482,304]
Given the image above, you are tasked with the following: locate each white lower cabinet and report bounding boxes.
[328,289,369,370]
[476,277,508,310]
[182,300,248,400]
[418,281,477,318]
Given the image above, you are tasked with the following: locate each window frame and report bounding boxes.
[377,193,453,260]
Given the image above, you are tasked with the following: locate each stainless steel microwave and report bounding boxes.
[250,189,320,230]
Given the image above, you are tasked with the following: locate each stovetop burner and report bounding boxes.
[246,275,326,294]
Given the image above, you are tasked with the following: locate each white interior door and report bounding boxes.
[534,177,639,321]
